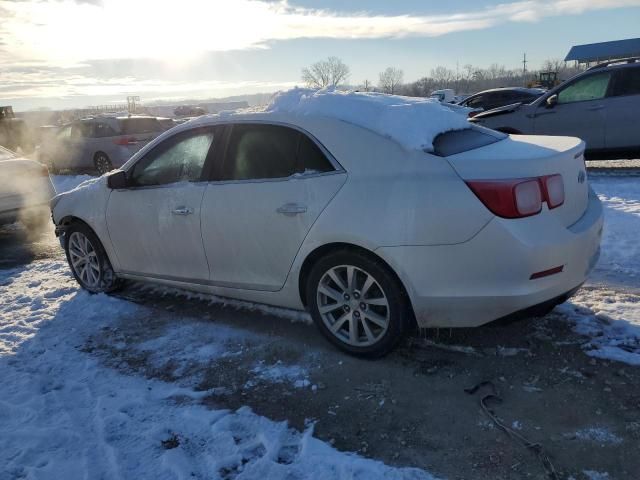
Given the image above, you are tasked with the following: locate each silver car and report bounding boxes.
[0,145,55,229]
[470,58,640,158]
[39,116,166,174]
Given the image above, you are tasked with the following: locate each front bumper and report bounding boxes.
[377,188,604,328]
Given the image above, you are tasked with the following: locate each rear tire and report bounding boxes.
[64,222,121,293]
[306,249,410,358]
[94,152,113,175]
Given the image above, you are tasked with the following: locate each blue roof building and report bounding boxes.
[565,38,640,64]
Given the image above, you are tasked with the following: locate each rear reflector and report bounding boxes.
[530,265,564,280]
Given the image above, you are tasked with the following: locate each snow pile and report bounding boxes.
[266,88,470,151]
[571,427,622,445]
[0,261,438,480]
[51,174,97,194]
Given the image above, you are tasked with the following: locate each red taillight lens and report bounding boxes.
[542,174,564,209]
[468,111,479,118]
[466,174,564,219]
[466,179,542,218]
[113,136,137,146]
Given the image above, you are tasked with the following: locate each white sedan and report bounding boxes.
[0,145,55,229]
[50,90,603,357]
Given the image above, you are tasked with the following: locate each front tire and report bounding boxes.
[306,250,410,358]
[64,222,121,293]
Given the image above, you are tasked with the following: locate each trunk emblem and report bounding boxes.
[577,171,586,184]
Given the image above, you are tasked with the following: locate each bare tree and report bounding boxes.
[301,57,350,89]
[378,67,404,94]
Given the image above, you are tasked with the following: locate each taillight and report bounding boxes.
[541,174,564,209]
[466,174,563,219]
[114,136,138,146]
[466,179,542,218]
[468,111,479,118]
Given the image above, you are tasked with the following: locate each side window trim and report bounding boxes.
[126,126,218,189]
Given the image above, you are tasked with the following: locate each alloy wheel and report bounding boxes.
[95,154,112,175]
[316,265,390,347]
[68,231,102,289]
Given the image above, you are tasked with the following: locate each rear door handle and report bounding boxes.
[172,206,194,216]
[277,203,307,216]
[587,105,604,111]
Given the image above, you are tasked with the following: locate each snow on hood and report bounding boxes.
[265,88,471,152]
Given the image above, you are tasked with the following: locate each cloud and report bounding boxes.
[1,0,639,66]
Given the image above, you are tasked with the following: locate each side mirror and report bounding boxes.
[107,169,128,189]
[546,94,558,108]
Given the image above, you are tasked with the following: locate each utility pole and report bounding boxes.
[522,53,528,86]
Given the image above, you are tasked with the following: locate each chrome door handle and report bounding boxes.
[276,203,307,216]
[587,105,604,111]
[172,206,193,215]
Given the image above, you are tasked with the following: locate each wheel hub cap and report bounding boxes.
[317,265,390,347]
[68,232,101,289]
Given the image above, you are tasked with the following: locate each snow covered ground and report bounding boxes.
[1,172,639,479]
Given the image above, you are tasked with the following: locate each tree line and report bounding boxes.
[301,57,585,96]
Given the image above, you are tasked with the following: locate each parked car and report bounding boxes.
[38,116,165,174]
[458,87,545,117]
[470,58,640,158]
[50,102,602,357]
[174,105,207,117]
[0,145,55,229]
[429,89,456,103]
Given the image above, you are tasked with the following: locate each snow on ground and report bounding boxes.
[0,260,437,480]
[557,177,640,365]
[265,88,470,151]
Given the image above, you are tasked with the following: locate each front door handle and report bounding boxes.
[277,203,307,216]
[172,206,194,216]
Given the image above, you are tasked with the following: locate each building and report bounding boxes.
[565,38,640,66]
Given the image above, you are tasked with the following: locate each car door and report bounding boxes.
[201,123,347,291]
[532,72,612,150]
[49,123,85,169]
[603,67,640,149]
[105,126,218,281]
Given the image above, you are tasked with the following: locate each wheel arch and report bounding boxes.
[297,242,415,322]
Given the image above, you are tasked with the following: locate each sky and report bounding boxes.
[1,0,639,111]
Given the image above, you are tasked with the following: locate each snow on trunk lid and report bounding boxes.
[446,135,589,227]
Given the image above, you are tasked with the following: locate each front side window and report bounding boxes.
[465,95,485,109]
[221,124,299,180]
[557,73,611,104]
[611,68,640,97]
[130,129,214,187]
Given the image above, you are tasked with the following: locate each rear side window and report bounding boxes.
[221,124,299,180]
[611,68,640,97]
[93,122,118,138]
[432,128,502,157]
[118,118,162,135]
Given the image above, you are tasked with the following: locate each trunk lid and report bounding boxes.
[446,134,588,227]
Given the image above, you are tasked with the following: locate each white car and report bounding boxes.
[0,145,55,228]
[50,90,603,357]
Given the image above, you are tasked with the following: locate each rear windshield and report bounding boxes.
[432,127,503,157]
[118,117,162,135]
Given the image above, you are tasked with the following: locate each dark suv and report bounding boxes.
[470,58,640,158]
[459,87,545,117]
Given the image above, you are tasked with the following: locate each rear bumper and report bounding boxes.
[377,187,603,328]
